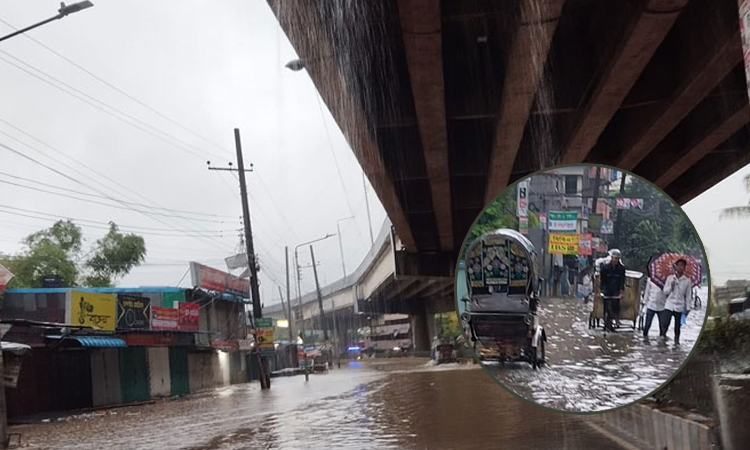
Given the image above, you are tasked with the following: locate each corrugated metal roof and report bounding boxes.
[46,335,126,348]
[5,287,183,294]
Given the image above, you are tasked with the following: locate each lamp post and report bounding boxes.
[336,216,355,279]
[0,2,94,43]
[294,233,335,341]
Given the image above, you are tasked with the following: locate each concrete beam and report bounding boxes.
[672,149,750,205]
[267,0,417,251]
[484,0,566,205]
[397,0,453,251]
[560,0,687,164]
[655,105,750,189]
[614,29,743,170]
[394,250,455,279]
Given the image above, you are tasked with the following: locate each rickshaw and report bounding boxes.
[459,229,547,370]
[588,256,643,329]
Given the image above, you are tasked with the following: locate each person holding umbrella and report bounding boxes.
[662,259,692,345]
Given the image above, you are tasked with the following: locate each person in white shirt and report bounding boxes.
[662,259,692,345]
[642,277,667,338]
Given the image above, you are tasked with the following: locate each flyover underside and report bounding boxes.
[269,0,749,255]
[357,276,455,316]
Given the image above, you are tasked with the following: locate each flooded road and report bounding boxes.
[486,293,707,412]
[11,359,635,450]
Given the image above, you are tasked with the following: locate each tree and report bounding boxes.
[0,220,146,288]
[720,173,750,218]
[463,191,540,257]
[83,222,146,287]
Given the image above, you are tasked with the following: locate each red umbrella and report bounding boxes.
[648,253,702,289]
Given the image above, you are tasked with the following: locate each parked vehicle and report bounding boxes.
[460,229,546,369]
[728,296,750,320]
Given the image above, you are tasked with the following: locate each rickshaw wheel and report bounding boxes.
[532,341,545,370]
[588,313,594,329]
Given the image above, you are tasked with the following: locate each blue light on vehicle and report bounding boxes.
[347,346,361,352]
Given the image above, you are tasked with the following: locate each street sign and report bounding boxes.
[517,180,529,217]
[255,317,274,348]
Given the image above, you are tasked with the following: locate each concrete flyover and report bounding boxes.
[268,0,750,267]
[264,220,454,349]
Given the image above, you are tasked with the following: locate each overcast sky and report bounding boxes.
[0,0,387,305]
[1,1,748,304]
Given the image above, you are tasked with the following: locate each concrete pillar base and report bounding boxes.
[713,374,750,450]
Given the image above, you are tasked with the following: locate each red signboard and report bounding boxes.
[579,233,593,256]
[123,332,176,347]
[190,262,249,297]
[151,306,179,331]
[211,339,238,352]
[178,302,199,331]
[0,263,14,293]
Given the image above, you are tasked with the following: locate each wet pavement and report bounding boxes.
[484,291,707,413]
[10,358,635,450]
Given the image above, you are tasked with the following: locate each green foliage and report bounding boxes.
[616,176,701,273]
[463,189,539,257]
[0,220,146,288]
[697,319,750,354]
[435,312,461,339]
[720,173,750,219]
[85,223,146,287]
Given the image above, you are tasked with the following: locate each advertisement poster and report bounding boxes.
[481,235,510,286]
[190,262,249,297]
[151,306,180,331]
[116,294,151,330]
[519,216,529,234]
[70,291,117,331]
[466,242,485,288]
[178,302,199,331]
[254,317,274,349]
[509,242,529,287]
[539,213,547,229]
[548,233,579,255]
[601,219,614,234]
[548,211,577,232]
[517,180,529,217]
[579,233,593,256]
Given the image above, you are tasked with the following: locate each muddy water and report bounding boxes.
[485,295,707,412]
[11,359,631,450]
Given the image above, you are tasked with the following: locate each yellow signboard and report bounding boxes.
[548,233,579,255]
[70,291,117,331]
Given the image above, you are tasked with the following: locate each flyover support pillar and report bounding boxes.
[410,308,434,352]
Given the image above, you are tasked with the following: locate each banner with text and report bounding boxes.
[190,262,249,297]
[579,233,593,256]
[70,291,117,331]
[548,233,579,255]
[151,306,180,331]
[178,302,199,332]
[116,294,151,330]
[548,211,578,232]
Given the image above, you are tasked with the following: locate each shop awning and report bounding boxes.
[46,335,126,348]
[1,341,31,355]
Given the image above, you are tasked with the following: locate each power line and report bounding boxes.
[0,170,235,219]
[0,50,226,162]
[0,16,230,156]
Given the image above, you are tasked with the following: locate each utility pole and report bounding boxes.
[612,172,628,249]
[588,166,602,266]
[309,245,328,343]
[213,128,269,390]
[285,247,293,343]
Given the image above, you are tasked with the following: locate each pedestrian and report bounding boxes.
[552,264,561,297]
[662,259,692,345]
[600,249,625,332]
[581,267,593,304]
[642,276,667,338]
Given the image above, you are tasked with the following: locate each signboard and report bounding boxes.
[151,306,179,331]
[211,339,238,352]
[124,332,176,347]
[162,290,186,309]
[517,180,529,217]
[519,216,528,235]
[601,219,614,235]
[177,302,199,331]
[579,233,593,256]
[548,211,578,232]
[741,0,750,102]
[0,262,14,293]
[548,233,579,255]
[190,262,249,297]
[539,213,547,229]
[70,291,117,331]
[254,317,274,349]
[116,294,151,330]
[238,339,254,351]
[616,198,644,210]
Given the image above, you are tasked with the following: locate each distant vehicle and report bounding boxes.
[460,229,546,370]
[728,296,750,320]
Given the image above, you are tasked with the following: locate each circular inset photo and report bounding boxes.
[456,164,709,413]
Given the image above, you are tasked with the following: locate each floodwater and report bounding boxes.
[10,359,634,450]
[485,289,707,413]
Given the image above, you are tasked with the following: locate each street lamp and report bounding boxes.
[285,59,306,72]
[336,216,355,279]
[0,2,94,44]
[294,233,335,340]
